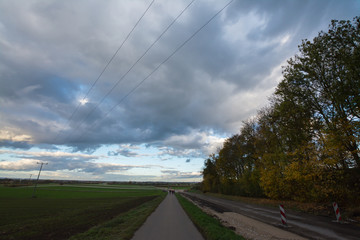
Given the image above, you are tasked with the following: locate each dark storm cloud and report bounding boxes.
[0,140,32,150]
[0,150,158,174]
[0,0,359,156]
[226,0,356,38]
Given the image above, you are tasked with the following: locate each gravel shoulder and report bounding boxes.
[183,192,360,240]
[182,193,306,240]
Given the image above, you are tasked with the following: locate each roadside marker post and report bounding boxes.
[279,204,287,226]
[332,202,342,222]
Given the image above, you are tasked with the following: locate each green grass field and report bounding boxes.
[0,184,165,240]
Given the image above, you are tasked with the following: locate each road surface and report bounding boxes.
[131,193,204,240]
[184,192,360,240]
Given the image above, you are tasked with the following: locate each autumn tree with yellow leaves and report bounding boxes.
[202,17,360,204]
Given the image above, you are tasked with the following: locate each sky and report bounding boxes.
[0,0,359,182]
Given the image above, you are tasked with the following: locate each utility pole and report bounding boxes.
[32,162,48,198]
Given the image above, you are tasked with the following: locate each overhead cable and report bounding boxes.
[65,0,197,143]
[72,0,234,143]
[55,0,155,142]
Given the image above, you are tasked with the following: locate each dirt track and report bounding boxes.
[183,192,360,240]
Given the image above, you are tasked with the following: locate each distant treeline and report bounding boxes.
[0,178,197,187]
[202,17,360,204]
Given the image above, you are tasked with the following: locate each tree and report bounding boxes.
[201,17,360,203]
[216,120,263,196]
[273,17,360,202]
[281,17,360,167]
[202,154,220,193]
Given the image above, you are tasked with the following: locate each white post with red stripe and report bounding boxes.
[279,204,287,226]
[332,202,342,222]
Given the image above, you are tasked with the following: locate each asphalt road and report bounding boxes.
[184,192,360,240]
[131,193,204,240]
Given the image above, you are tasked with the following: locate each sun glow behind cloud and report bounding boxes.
[79,98,88,105]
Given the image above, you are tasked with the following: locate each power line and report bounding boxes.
[73,0,234,142]
[55,0,155,142]
[64,0,197,143]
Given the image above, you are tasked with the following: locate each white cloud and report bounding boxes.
[160,169,202,181]
[0,159,37,170]
[161,130,226,157]
[0,129,33,142]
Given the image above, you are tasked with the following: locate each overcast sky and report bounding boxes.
[1,0,359,182]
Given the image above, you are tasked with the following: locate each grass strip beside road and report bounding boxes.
[70,193,166,240]
[176,193,244,240]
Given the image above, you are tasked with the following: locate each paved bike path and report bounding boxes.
[131,193,204,240]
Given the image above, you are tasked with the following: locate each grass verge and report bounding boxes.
[176,193,244,240]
